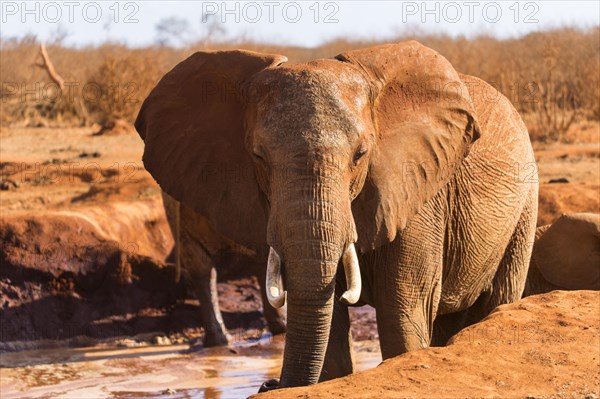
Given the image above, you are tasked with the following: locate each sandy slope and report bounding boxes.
[254,290,600,399]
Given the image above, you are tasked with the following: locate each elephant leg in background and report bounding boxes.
[182,241,231,347]
[371,197,445,360]
[253,261,287,335]
[523,259,562,298]
[319,275,355,382]
[430,310,469,347]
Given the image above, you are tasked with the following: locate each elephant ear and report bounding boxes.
[337,41,480,251]
[135,50,287,252]
[533,213,600,290]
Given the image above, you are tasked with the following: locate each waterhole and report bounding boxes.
[0,335,381,399]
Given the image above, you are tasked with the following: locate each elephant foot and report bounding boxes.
[258,379,280,393]
[202,330,231,347]
[267,319,286,336]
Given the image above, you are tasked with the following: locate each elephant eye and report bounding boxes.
[353,146,368,165]
[253,148,267,163]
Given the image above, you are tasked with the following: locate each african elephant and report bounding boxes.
[524,213,600,297]
[161,191,286,347]
[135,41,538,389]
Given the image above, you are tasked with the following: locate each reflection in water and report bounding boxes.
[0,334,381,399]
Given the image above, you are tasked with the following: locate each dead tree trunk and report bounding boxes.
[35,44,65,92]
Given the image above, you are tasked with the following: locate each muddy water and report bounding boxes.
[0,336,381,399]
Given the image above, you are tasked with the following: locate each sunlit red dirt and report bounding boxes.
[253,291,600,399]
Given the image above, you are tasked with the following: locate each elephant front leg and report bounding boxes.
[372,208,444,359]
[375,281,440,359]
[319,277,354,382]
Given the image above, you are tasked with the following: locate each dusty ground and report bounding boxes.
[0,123,598,346]
[254,290,600,399]
[0,122,598,398]
[0,125,379,348]
[534,138,600,225]
[0,292,596,399]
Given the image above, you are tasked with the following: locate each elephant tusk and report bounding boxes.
[340,243,362,305]
[266,247,286,308]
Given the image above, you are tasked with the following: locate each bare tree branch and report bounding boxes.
[36,44,65,92]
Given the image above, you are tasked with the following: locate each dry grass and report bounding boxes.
[1,27,598,143]
[85,52,162,125]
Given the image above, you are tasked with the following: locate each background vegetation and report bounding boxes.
[1,26,598,142]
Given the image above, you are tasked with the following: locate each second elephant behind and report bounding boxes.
[162,191,286,347]
[524,212,600,297]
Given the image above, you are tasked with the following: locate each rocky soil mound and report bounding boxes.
[254,290,600,399]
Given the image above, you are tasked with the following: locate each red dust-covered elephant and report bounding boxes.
[136,41,538,389]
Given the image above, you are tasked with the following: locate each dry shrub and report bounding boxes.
[2,93,83,127]
[0,39,179,127]
[1,27,599,142]
[0,37,86,126]
[86,53,162,125]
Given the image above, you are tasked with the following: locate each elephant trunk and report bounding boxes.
[279,225,339,387]
[276,242,361,387]
[280,262,336,385]
[267,169,359,387]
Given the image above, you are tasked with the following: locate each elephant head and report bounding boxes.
[135,42,480,387]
